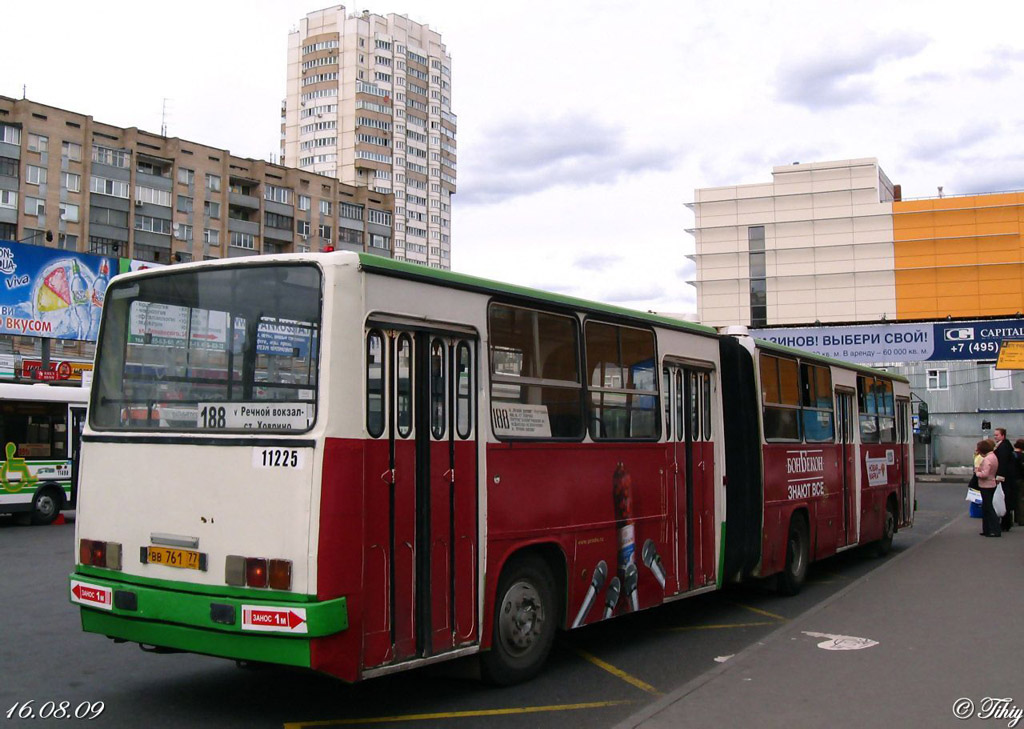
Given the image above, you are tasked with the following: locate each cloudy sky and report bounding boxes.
[3,0,1023,315]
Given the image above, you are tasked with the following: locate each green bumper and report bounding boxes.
[70,571,347,668]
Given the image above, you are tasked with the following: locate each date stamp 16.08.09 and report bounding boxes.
[6,701,105,721]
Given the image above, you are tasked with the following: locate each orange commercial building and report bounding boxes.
[894,193,1024,320]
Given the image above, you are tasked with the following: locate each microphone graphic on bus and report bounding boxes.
[642,539,666,589]
[572,560,608,628]
[603,576,621,619]
[623,562,639,612]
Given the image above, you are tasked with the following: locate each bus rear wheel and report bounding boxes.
[777,514,809,596]
[481,554,557,686]
[30,486,63,525]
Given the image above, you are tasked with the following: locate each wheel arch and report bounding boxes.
[779,505,811,568]
[485,540,568,646]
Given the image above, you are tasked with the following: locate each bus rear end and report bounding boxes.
[70,259,346,672]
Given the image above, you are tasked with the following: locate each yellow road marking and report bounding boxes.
[283,701,635,728]
[728,602,787,621]
[670,620,776,631]
[573,648,661,695]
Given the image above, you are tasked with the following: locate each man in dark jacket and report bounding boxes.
[994,428,1017,531]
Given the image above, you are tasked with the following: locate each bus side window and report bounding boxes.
[366,330,386,438]
[702,372,712,442]
[396,334,413,438]
[800,363,834,443]
[430,338,447,439]
[858,375,879,443]
[662,367,671,439]
[761,354,800,441]
[688,370,700,441]
[584,321,659,440]
[488,303,583,439]
[675,370,684,442]
[456,341,472,439]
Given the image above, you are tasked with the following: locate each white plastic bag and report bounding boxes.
[966,487,983,504]
[994,484,1007,517]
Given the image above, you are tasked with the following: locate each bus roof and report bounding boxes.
[355,253,718,337]
[0,382,90,404]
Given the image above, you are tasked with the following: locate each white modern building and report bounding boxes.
[283,5,456,269]
[688,158,898,328]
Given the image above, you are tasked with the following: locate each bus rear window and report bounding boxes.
[91,263,321,433]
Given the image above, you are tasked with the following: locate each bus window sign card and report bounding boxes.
[491,404,552,438]
[199,402,313,431]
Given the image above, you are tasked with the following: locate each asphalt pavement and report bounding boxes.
[616,478,1024,729]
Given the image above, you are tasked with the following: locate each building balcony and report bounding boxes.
[229,191,260,209]
[228,218,259,236]
[263,226,293,243]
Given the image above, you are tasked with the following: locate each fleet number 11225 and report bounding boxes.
[256,448,301,468]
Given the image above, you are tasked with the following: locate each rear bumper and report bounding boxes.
[70,571,347,668]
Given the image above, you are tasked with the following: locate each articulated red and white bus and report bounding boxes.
[70,252,913,684]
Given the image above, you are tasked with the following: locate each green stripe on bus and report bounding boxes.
[74,565,316,603]
[70,573,347,638]
[81,610,312,668]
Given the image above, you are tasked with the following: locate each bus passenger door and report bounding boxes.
[419,333,479,656]
[896,398,911,523]
[685,369,716,587]
[363,328,479,670]
[835,390,855,547]
[664,363,715,591]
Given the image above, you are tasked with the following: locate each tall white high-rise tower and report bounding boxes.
[284,6,456,269]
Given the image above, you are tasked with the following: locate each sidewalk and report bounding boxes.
[618,504,1024,728]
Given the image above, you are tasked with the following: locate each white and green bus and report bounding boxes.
[0,382,89,524]
[69,252,912,685]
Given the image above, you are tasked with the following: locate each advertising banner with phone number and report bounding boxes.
[751,318,1024,364]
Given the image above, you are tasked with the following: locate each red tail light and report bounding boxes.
[245,558,268,588]
[78,539,122,570]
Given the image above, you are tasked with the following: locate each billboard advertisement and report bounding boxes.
[0,240,118,342]
[751,318,1024,364]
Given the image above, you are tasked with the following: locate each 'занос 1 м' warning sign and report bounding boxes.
[491,404,551,438]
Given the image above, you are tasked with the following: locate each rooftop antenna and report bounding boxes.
[161,98,170,137]
[937,185,944,198]
[22,84,26,99]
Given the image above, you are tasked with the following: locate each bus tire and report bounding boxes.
[777,513,809,596]
[875,499,897,557]
[30,486,64,526]
[481,554,557,686]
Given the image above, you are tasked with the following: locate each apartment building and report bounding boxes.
[283,5,456,270]
[0,95,395,265]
